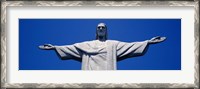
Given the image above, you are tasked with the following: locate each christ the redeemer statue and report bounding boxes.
[39,23,166,70]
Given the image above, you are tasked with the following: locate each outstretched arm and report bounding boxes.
[117,36,166,61]
[39,44,82,61]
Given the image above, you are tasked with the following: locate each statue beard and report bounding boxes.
[96,34,107,41]
[98,35,104,40]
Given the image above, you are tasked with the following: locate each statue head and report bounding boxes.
[96,23,107,41]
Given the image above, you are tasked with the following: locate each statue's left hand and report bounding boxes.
[148,36,166,44]
[39,44,55,50]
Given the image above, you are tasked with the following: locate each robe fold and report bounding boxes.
[55,40,149,70]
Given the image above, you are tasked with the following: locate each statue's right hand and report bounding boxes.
[39,44,55,50]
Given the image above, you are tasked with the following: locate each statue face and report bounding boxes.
[97,23,107,37]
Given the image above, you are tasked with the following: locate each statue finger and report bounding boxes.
[44,44,53,47]
[48,44,53,46]
[151,36,160,40]
[39,45,48,49]
[159,37,166,42]
[155,36,161,39]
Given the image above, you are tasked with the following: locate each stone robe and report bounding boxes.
[55,40,149,70]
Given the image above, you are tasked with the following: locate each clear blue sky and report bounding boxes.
[19,19,181,70]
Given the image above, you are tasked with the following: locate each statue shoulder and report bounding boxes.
[107,40,120,44]
[73,40,94,49]
[74,40,93,44]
